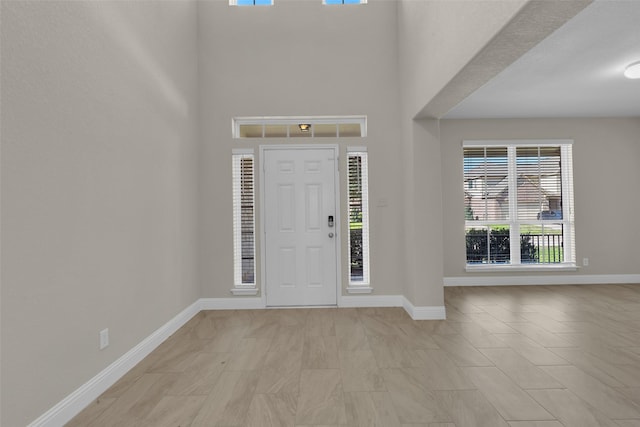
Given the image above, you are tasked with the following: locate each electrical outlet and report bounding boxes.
[99,328,109,350]
[583,258,589,267]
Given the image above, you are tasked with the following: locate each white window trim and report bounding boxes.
[463,140,576,271]
[232,115,367,138]
[232,148,258,295]
[346,147,371,293]
[466,264,578,273]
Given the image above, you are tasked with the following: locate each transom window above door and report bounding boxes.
[324,0,367,4]
[229,0,273,6]
[232,116,367,138]
[229,0,366,5]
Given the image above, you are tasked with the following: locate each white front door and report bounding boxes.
[263,147,338,306]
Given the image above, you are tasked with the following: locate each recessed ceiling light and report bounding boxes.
[624,61,640,79]
[298,124,311,132]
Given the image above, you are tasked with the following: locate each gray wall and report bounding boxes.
[440,118,640,278]
[197,0,404,298]
[1,2,200,425]
[395,0,526,307]
[399,118,445,306]
[397,0,526,119]
[5,1,637,426]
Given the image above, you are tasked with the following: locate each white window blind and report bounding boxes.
[232,151,256,289]
[463,141,575,267]
[347,149,370,285]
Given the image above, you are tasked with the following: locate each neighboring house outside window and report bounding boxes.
[232,149,258,295]
[347,148,371,293]
[463,140,575,269]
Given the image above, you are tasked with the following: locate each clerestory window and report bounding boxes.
[463,140,575,269]
[230,0,273,6]
[324,0,367,4]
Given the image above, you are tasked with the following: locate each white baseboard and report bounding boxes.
[29,293,450,426]
[339,294,446,320]
[27,300,201,427]
[444,274,640,287]
[402,297,446,320]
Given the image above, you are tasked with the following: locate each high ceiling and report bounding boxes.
[444,0,640,119]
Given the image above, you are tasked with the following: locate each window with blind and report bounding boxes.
[232,150,257,293]
[463,140,575,268]
[347,149,370,288]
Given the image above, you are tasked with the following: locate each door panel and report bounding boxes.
[264,148,338,306]
[278,247,296,288]
[305,184,322,231]
[277,184,295,232]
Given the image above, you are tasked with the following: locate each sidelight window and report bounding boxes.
[347,148,370,290]
[232,149,257,294]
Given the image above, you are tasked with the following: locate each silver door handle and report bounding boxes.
[328,232,334,238]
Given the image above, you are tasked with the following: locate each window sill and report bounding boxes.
[465,263,577,273]
[346,286,373,294]
[230,287,259,296]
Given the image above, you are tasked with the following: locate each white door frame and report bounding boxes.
[259,144,342,307]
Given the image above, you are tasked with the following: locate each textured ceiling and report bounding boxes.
[444,0,640,119]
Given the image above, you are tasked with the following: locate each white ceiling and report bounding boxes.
[444,0,640,119]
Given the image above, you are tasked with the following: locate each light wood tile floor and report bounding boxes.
[67,284,640,427]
